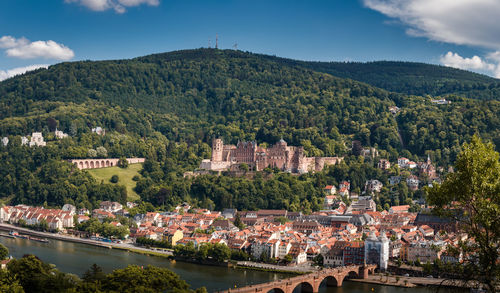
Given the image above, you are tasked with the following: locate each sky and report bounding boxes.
[1,0,500,81]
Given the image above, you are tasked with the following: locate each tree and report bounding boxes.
[428,135,500,292]
[233,213,245,230]
[88,149,97,158]
[117,157,128,168]
[110,175,119,183]
[96,146,108,158]
[0,243,8,260]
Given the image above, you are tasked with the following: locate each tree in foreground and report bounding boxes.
[0,243,9,260]
[428,135,500,292]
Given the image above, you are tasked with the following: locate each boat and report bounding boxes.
[29,236,49,243]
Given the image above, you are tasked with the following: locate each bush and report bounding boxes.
[110,175,119,183]
[118,157,128,168]
[132,175,140,181]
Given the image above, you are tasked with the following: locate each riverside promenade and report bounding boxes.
[0,223,172,256]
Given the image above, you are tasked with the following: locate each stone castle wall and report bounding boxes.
[200,139,343,173]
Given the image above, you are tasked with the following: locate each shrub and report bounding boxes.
[110,175,119,183]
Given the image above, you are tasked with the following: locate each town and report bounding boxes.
[0,178,460,276]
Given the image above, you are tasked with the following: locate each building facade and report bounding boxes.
[199,138,343,173]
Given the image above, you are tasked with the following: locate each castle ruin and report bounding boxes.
[199,138,343,173]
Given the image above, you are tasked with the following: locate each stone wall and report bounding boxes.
[70,158,145,170]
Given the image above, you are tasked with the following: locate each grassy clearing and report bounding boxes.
[87,163,143,201]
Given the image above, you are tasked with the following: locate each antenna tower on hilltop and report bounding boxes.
[216,34,219,49]
[233,43,238,50]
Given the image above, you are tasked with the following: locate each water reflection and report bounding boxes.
[1,237,466,293]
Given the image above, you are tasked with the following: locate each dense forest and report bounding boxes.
[0,252,206,293]
[0,48,498,211]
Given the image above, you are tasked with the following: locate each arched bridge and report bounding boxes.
[69,158,145,170]
[221,265,376,293]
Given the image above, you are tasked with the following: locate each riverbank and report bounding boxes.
[0,223,172,257]
[349,274,475,290]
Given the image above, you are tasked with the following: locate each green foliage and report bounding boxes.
[102,265,191,293]
[0,243,8,260]
[136,237,171,249]
[117,157,128,169]
[110,175,119,183]
[75,218,129,239]
[428,135,500,292]
[174,242,232,263]
[295,60,500,100]
[3,255,201,293]
[0,144,127,208]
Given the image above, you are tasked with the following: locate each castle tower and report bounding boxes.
[211,138,224,162]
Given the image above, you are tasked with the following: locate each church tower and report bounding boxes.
[211,138,224,162]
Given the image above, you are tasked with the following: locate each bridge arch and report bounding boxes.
[266,289,285,293]
[95,161,100,168]
[319,276,339,288]
[85,161,89,168]
[79,162,83,169]
[292,281,314,293]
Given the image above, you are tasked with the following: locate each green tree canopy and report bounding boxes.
[428,135,500,292]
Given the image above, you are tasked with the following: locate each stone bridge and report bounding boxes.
[221,265,376,293]
[69,158,145,170]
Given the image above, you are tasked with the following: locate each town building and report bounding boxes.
[365,180,383,193]
[365,231,389,270]
[55,128,69,139]
[29,132,46,147]
[199,138,343,173]
[324,185,336,195]
[1,137,8,147]
[92,127,106,136]
[377,159,391,170]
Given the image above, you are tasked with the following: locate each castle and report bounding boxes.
[199,138,343,173]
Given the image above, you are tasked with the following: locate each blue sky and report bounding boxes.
[1,0,499,80]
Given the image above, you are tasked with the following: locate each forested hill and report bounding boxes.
[0,48,499,210]
[0,48,499,159]
[298,61,500,99]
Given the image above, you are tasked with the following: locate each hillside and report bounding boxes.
[87,163,143,201]
[299,61,500,100]
[0,48,499,211]
[0,48,499,159]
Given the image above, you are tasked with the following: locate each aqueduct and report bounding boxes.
[221,265,376,293]
[69,158,145,170]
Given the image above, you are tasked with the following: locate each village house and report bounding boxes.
[163,229,184,246]
[407,241,444,263]
[377,159,391,170]
[389,205,410,214]
[324,185,336,195]
[365,179,383,193]
[29,132,46,147]
[406,175,420,191]
[99,201,123,213]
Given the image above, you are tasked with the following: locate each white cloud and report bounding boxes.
[0,64,49,82]
[65,0,159,13]
[440,52,500,78]
[363,0,500,78]
[0,36,29,49]
[0,36,74,60]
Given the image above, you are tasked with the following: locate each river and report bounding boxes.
[0,236,463,293]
